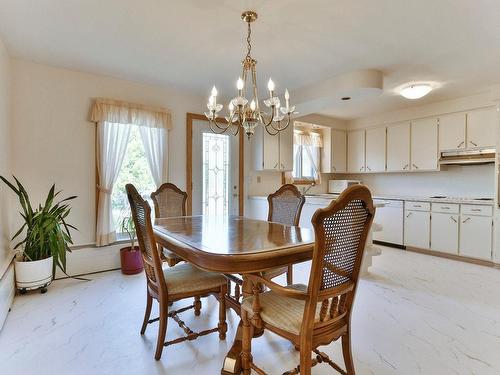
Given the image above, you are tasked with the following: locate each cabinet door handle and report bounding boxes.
[412,163,419,169]
[470,209,482,212]
[462,217,471,223]
[469,141,478,147]
[332,166,337,171]
[406,212,412,218]
[280,163,285,169]
[274,162,279,169]
[457,141,464,148]
[402,164,409,170]
[366,166,372,171]
[359,167,364,171]
[450,216,457,223]
[413,205,422,208]
[442,207,450,210]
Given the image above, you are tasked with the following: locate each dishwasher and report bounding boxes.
[373,199,404,246]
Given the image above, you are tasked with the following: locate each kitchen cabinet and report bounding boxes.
[467,107,497,149]
[253,125,293,171]
[386,122,410,172]
[347,130,365,173]
[459,204,493,260]
[365,127,386,172]
[331,129,347,173]
[404,205,430,249]
[439,112,466,151]
[373,200,404,245]
[411,118,438,171]
[431,213,459,254]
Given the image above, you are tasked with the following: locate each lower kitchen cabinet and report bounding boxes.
[459,215,493,260]
[431,213,459,254]
[404,210,430,249]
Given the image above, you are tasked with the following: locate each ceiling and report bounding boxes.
[1,0,499,119]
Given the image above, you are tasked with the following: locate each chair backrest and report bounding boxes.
[267,184,305,226]
[303,185,375,335]
[126,184,167,297]
[150,183,187,218]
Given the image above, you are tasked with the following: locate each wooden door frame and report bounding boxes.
[186,113,244,215]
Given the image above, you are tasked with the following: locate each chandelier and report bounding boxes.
[205,11,296,139]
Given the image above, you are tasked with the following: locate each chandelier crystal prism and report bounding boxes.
[204,11,296,139]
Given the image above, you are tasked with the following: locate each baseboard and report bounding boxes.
[0,263,15,331]
[406,246,496,268]
[373,240,406,250]
[55,243,123,279]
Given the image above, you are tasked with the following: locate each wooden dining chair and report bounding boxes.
[263,184,305,285]
[126,184,227,361]
[240,185,375,375]
[150,183,187,267]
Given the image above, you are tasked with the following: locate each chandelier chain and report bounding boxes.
[246,21,252,59]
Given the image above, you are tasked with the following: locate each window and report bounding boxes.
[111,125,156,236]
[292,131,322,182]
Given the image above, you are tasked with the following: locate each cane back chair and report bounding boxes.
[241,185,375,375]
[150,183,187,267]
[263,184,305,284]
[126,184,227,361]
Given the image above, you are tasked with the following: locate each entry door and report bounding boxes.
[191,119,239,215]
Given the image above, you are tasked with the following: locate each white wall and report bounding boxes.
[0,38,12,277]
[11,60,204,247]
[0,37,13,331]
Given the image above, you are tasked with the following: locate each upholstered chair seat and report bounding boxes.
[162,263,226,296]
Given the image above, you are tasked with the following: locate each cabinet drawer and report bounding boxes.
[461,204,493,216]
[405,201,430,211]
[431,203,459,214]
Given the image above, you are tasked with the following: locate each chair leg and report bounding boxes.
[286,264,293,285]
[241,310,253,375]
[194,296,202,316]
[218,287,228,340]
[342,332,355,374]
[154,302,168,360]
[299,340,312,375]
[141,292,153,335]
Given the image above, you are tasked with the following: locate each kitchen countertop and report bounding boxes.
[248,194,495,206]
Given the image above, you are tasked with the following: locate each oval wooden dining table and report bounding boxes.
[153,215,315,374]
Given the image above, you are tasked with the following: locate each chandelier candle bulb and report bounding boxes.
[250,100,256,111]
[285,89,290,109]
[267,78,275,97]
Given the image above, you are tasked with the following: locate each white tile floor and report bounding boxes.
[1,246,500,375]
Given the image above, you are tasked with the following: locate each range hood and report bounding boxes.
[439,148,496,165]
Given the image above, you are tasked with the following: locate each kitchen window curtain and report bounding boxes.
[286,131,323,184]
[90,98,172,246]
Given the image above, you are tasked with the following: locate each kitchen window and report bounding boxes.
[292,131,322,183]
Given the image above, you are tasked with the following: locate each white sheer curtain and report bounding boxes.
[287,131,322,184]
[90,98,172,246]
[139,126,168,187]
[96,122,131,246]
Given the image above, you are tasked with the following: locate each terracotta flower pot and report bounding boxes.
[120,246,143,275]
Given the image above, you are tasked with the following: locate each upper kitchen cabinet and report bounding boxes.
[467,107,497,149]
[252,125,293,171]
[322,128,347,173]
[347,130,366,173]
[411,118,438,171]
[365,127,386,172]
[439,112,466,151]
[386,122,410,172]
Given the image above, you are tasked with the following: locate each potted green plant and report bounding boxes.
[0,176,77,294]
[119,214,143,275]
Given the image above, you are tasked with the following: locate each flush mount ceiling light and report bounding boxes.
[400,83,433,99]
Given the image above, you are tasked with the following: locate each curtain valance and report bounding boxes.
[90,98,172,130]
[294,131,323,148]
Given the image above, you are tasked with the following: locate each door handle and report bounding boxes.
[406,212,412,218]
[412,163,419,169]
[462,217,471,223]
[366,166,372,171]
[457,141,464,148]
[469,141,478,147]
[359,166,364,171]
[402,164,409,170]
[274,162,278,169]
[450,216,457,223]
[280,163,285,169]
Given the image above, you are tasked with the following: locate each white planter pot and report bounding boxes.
[14,256,53,291]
